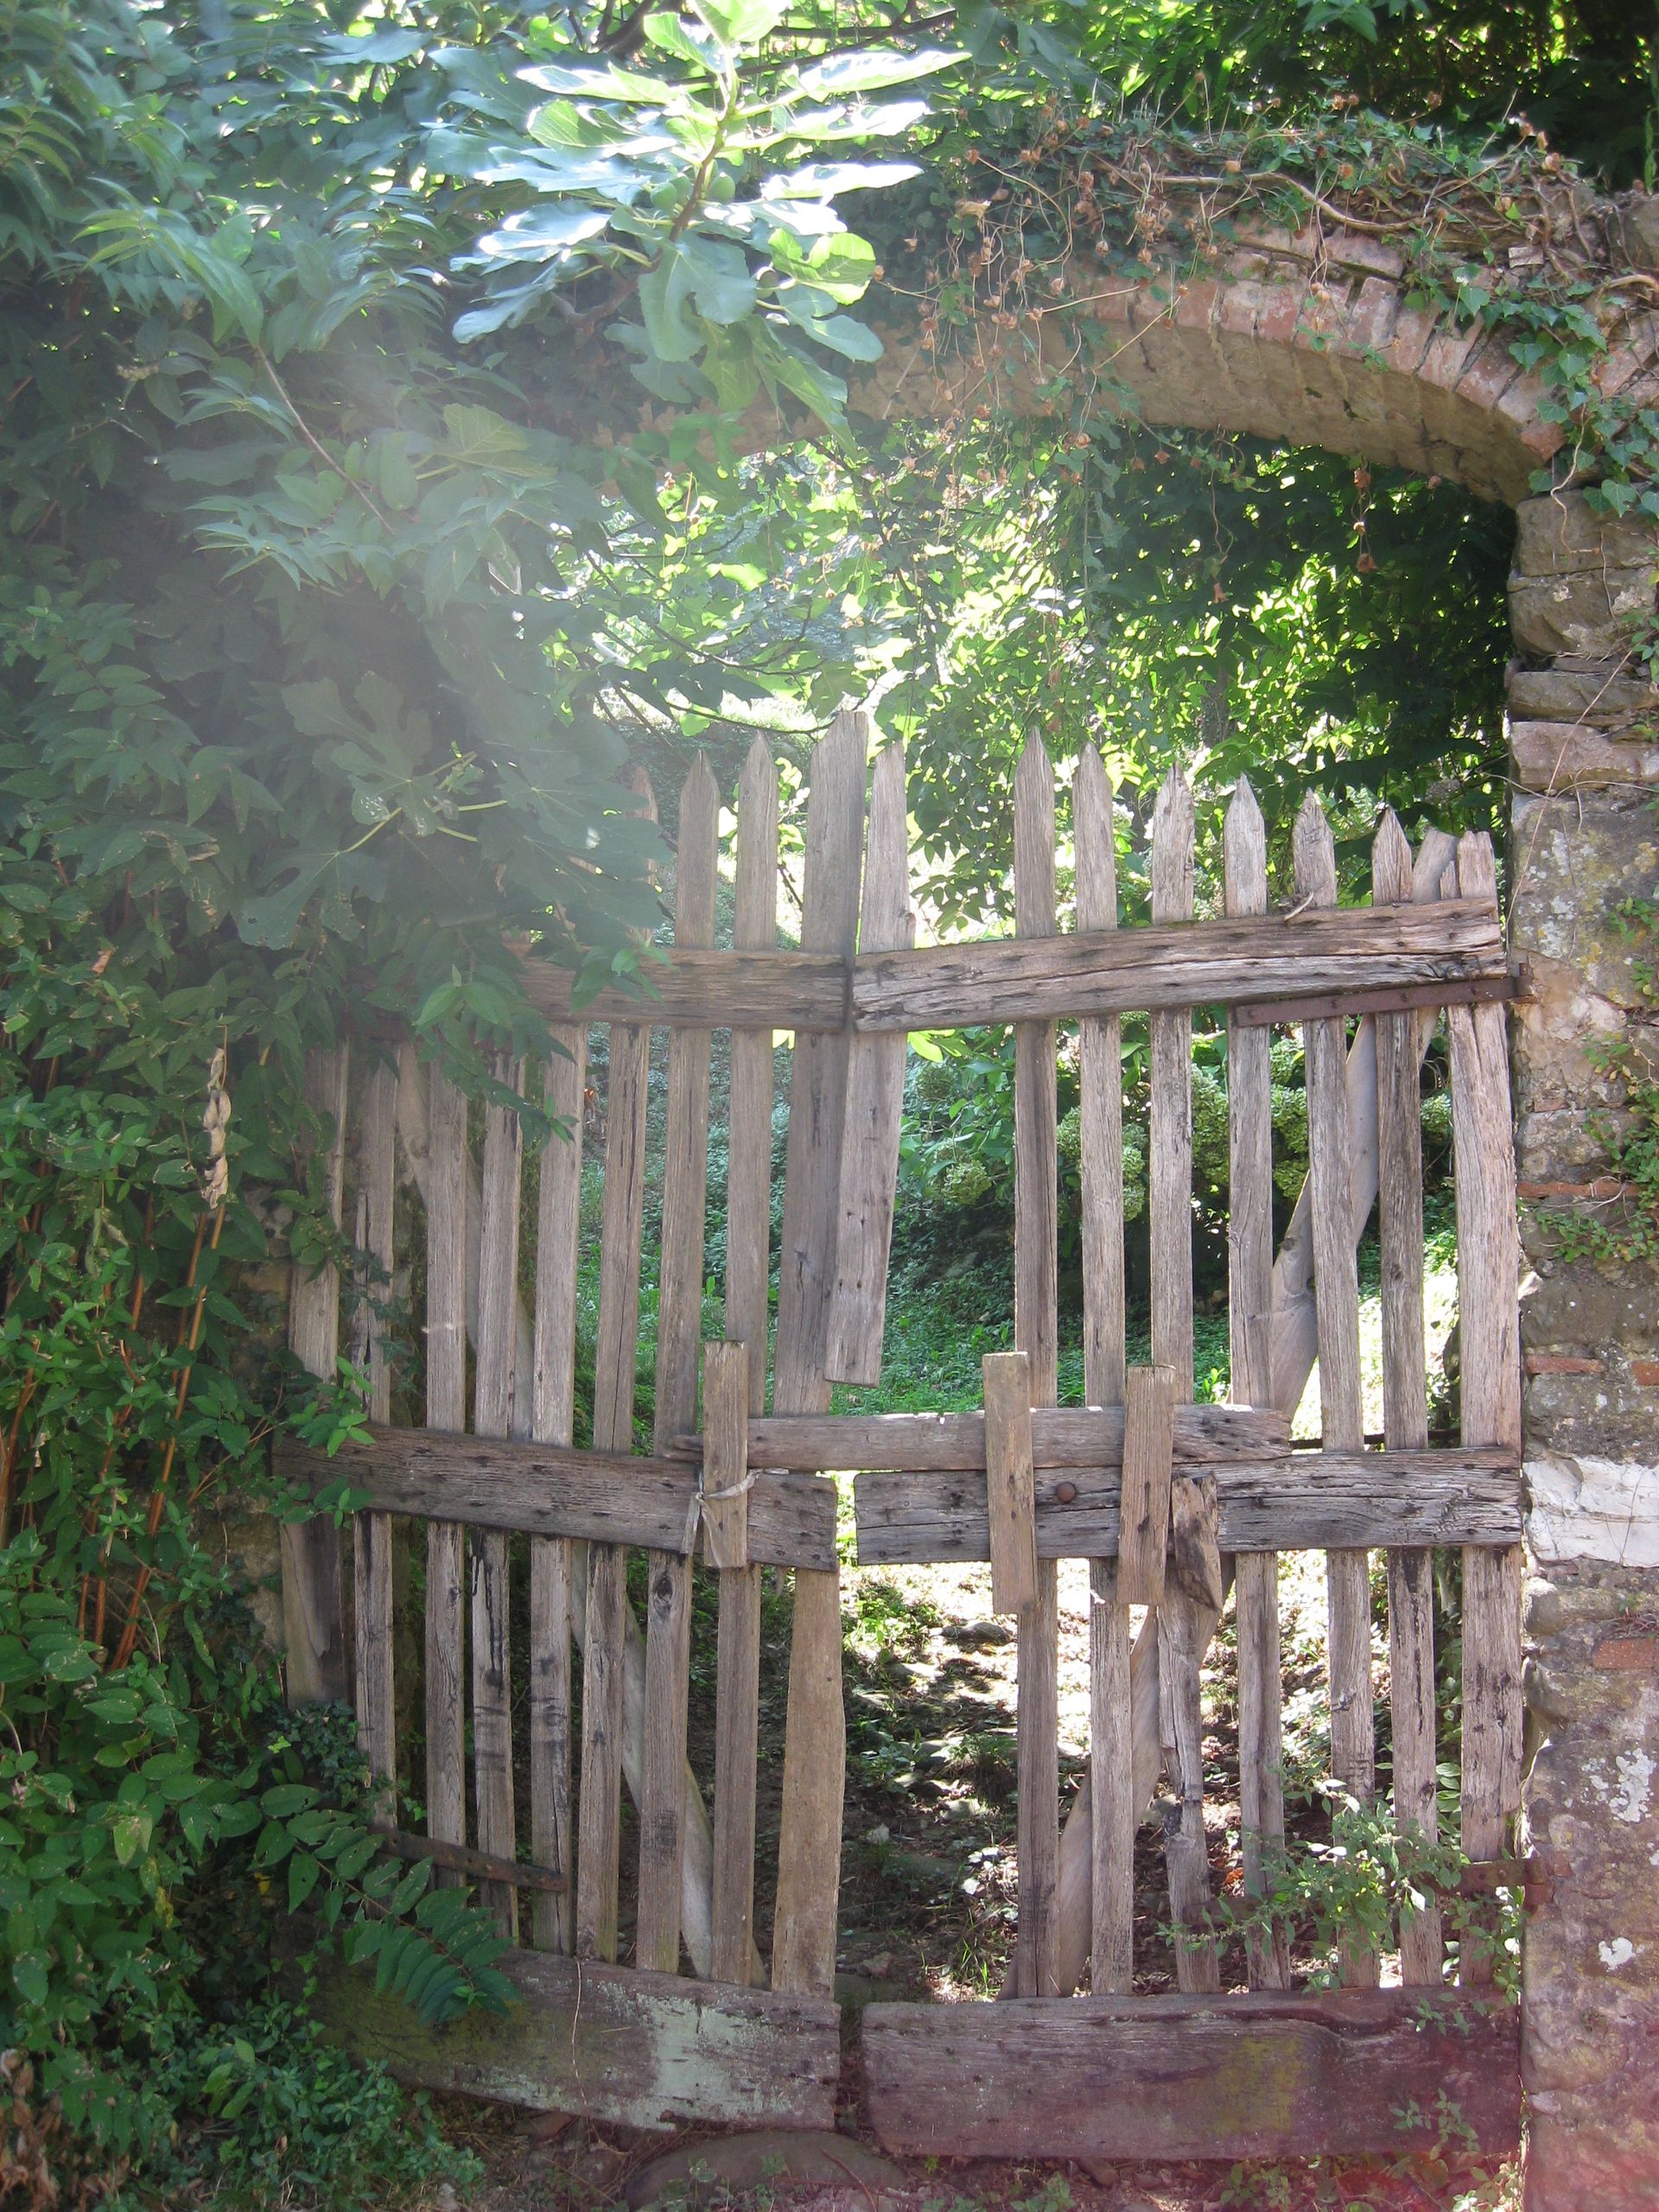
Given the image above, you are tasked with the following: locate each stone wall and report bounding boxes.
[1505,489,1659,2212]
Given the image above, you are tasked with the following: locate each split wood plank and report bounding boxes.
[276,1427,838,1567]
[1268,830,1458,1414]
[1116,1363,1178,1608]
[353,1055,397,1818]
[530,1025,585,1952]
[727,738,780,1417]
[1374,810,1442,1986]
[519,945,848,1033]
[578,772,658,1964]
[1294,795,1376,1990]
[728,1401,1287,1472]
[718,738,779,1993]
[423,1062,469,1872]
[1148,767,1219,1995]
[984,1351,1038,1615]
[638,760,720,1976]
[397,1050,727,1969]
[851,1450,1522,1565]
[1044,833,1452,2000]
[771,709,867,1999]
[1448,830,1523,1989]
[283,1046,351,1704]
[516,901,1503,1038]
[706,1340,761,1986]
[1225,780,1287,1990]
[1077,747,1132,1995]
[860,1989,1521,2163]
[825,743,912,1384]
[1010,738,1061,1999]
[313,1940,840,2135]
[851,897,1503,1030]
[473,1054,524,1937]
[1076,746,1128,1408]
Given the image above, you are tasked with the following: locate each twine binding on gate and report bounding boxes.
[682,1466,760,1554]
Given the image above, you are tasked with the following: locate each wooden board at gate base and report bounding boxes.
[309,1942,839,2133]
[860,1990,1521,2161]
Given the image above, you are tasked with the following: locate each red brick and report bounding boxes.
[1632,1361,1659,1388]
[1523,1353,1605,1375]
[1593,1637,1659,1671]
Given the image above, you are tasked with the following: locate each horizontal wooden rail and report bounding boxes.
[667,1402,1288,1472]
[380,1827,566,1895]
[310,1941,841,2133]
[510,902,1503,1035]
[274,1428,838,1570]
[850,899,1503,1029]
[861,1987,1520,2161]
[519,947,849,1031]
[1231,967,1524,1027]
[855,1448,1522,1565]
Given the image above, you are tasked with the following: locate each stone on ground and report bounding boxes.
[625,2129,907,2209]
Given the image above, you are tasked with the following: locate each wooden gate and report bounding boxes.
[279,710,1524,2158]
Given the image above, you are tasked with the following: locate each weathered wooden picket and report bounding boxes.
[279,711,1524,2159]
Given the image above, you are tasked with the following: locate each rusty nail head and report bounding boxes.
[1053,1480,1077,1505]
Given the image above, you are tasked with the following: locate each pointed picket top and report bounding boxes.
[735,735,779,950]
[1224,777,1267,920]
[1014,737,1057,939]
[1149,764,1195,925]
[675,756,719,944]
[1074,743,1118,934]
[1291,788,1337,906]
[861,744,911,952]
[1371,806,1414,908]
[800,709,868,955]
[1455,828,1497,906]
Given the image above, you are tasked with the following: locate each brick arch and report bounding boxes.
[857,224,1656,504]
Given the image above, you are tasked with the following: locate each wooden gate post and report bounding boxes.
[282,1042,350,1705]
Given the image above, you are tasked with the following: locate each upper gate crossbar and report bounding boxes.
[519,897,1504,1033]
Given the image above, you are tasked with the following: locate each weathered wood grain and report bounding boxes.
[860,1990,1521,2162]
[1116,1363,1178,1609]
[721,741,778,1993]
[519,945,848,1031]
[283,1045,350,1705]
[403,1046,723,1961]
[729,1401,1287,1473]
[580,774,658,1967]
[1374,810,1442,1986]
[1088,1551,1133,1996]
[727,738,779,1414]
[530,1028,584,1954]
[1268,830,1457,1416]
[637,760,719,1978]
[851,897,1503,1030]
[851,1452,1521,1565]
[313,1941,840,2133]
[706,1340,760,1986]
[1294,795,1376,1990]
[1076,747,1131,1996]
[1075,745,1126,1407]
[1147,767,1217,1994]
[1225,780,1287,1989]
[353,1055,397,1816]
[1010,738,1060,2000]
[983,1351,1038,1616]
[423,1062,468,1872]
[1449,831,1523,1989]
[772,709,866,1999]
[473,1054,524,1936]
[826,743,912,1384]
[283,1420,834,1556]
